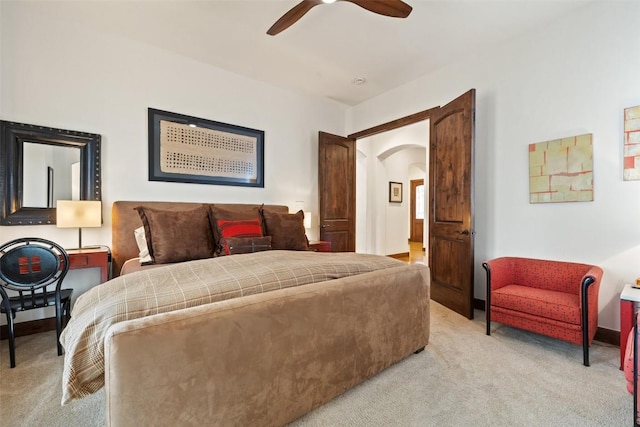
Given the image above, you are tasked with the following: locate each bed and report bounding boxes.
[60,201,431,426]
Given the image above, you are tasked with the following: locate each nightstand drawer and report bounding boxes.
[66,247,111,283]
[69,255,91,267]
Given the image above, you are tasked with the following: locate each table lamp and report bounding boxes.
[56,200,102,249]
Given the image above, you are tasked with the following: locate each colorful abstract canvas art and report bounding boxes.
[624,105,640,181]
[529,134,593,203]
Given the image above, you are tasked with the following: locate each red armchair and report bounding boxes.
[482,257,603,366]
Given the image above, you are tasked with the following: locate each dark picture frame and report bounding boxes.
[148,108,264,188]
[389,181,403,203]
[0,120,101,225]
[47,166,54,208]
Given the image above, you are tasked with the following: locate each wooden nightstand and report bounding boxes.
[66,246,112,283]
[309,240,332,252]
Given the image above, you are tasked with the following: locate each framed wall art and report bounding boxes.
[389,181,403,203]
[529,133,593,203]
[148,108,264,187]
[624,105,640,181]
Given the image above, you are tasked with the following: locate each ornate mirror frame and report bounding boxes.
[0,121,101,225]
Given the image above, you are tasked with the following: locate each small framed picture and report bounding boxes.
[389,181,403,203]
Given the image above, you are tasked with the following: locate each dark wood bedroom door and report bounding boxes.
[428,89,476,319]
[318,131,356,252]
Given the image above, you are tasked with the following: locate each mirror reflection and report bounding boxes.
[22,143,81,208]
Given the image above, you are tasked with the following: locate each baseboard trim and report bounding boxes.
[473,298,485,311]
[388,252,410,259]
[472,298,619,347]
[5,300,622,348]
[595,327,619,347]
[0,317,57,340]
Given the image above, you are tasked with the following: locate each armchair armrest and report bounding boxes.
[482,257,515,292]
[581,265,603,366]
[482,257,515,336]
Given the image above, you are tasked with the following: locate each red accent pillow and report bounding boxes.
[217,218,263,255]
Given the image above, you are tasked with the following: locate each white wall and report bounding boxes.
[383,147,426,255]
[355,121,428,256]
[355,148,369,253]
[347,1,640,331]
[0,3,346,320]
[1,2,346,245]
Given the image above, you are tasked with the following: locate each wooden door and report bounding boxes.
[429,89,476,319]
[410,179,424,243]
[318,131,356,252]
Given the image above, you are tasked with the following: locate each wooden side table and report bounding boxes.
[620,284,640,369]
[66,246,112,283]
[309,240,332,252]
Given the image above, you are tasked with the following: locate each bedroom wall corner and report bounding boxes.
[0,1,347,320]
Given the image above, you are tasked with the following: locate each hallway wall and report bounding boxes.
[355,122,429,256]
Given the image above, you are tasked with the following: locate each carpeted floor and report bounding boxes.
[0,301,631,426]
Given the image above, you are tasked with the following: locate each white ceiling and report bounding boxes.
[51,0,595,106]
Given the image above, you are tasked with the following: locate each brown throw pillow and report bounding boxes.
[135,205,215,264]
[209,205,264,255]
[261,209,309,251]
[226,236,272,255]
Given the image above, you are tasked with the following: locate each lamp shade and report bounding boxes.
[56,200,102,228]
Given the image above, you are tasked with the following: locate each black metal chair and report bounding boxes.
[0,238,71,368]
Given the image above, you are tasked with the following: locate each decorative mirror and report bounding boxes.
[0,121,101,225]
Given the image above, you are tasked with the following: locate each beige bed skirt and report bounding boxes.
[104,263,430,426]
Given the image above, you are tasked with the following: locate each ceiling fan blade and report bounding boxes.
[342,0,412,18]
[267,0,323,36]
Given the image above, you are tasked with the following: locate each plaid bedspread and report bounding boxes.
[60,250,403,404]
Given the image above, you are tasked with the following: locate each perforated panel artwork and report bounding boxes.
[160,120,257,180]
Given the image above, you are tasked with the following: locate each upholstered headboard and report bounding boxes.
[111,201,289,278]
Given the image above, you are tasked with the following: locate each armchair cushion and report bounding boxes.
[492,285,581,324]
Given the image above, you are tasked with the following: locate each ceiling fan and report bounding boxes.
[267,0,413,36]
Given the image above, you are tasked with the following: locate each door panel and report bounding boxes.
[318,132,356,252]
[429,89,475,319]
[431,238,464,290]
